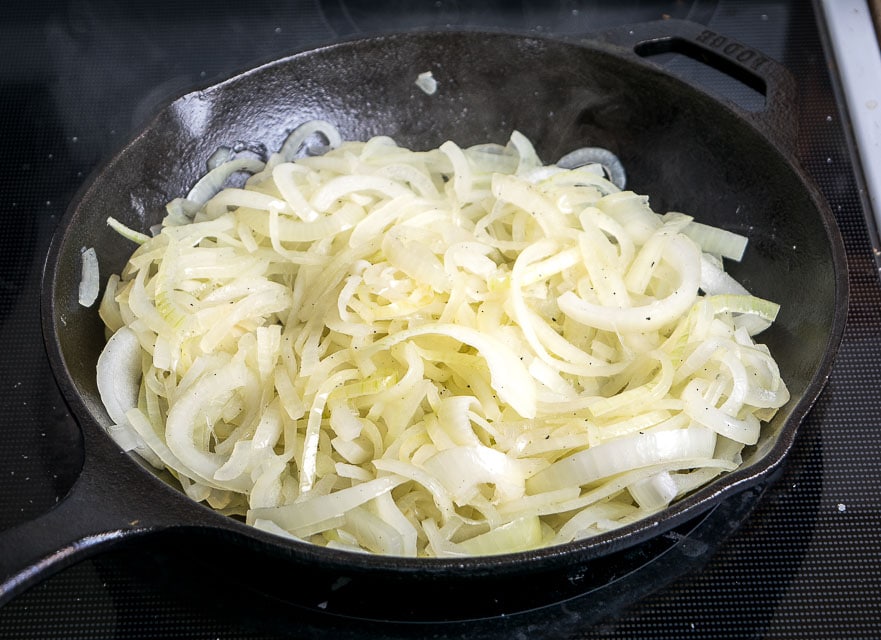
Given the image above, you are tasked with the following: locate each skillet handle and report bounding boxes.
[597,19,799,152]
[0,432,202,606]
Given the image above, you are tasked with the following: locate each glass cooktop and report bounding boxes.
[0,1,879,638]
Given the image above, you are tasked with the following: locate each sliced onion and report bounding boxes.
[97,124,788,557]
[78,247,100,307]
[247,476,405,534]
[415,70,438,95]
[422,445,526,504]
[276,119,342,163]
[556,147,627,190]
[527,426,717,494]
[558,233,701,332]
[96,327,142,426]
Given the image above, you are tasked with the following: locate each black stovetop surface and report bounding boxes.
[1,1,879,638]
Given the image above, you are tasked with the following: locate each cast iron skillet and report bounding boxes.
[0,20,847,619]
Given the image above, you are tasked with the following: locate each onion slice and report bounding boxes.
[78,247,100,307]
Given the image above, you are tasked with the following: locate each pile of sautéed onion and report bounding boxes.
[96,122,789,557]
